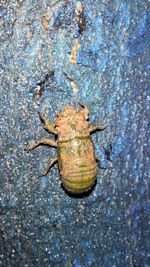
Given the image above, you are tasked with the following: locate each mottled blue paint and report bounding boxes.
[73,258,82,267]
[125,11,150,57]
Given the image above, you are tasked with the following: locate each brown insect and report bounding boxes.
[24,102,106,194]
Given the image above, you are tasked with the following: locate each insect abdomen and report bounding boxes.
[58,136,97,194]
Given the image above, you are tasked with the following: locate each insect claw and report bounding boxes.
[39,172,46,177]
[100,166,107,170]
[78,101,86,109]
[106,160,113,168]
[23,146,29,152]
[100,125,107,130]
[39,112,45,122]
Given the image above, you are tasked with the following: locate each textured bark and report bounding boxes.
[0,0,149,266]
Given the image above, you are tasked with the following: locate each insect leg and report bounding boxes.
[39,112,57,134]
[95,156,107,170]
[24,138,57,151]
[103,144,113,167]
[89,125,106,133]
[39,157,58,176]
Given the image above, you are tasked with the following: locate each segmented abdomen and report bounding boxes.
[58,136,97,194]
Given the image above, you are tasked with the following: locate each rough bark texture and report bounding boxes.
[0,1,149,266]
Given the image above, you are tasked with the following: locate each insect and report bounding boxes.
[24,102,106,194]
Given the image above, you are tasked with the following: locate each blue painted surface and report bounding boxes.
[0,1,149,266]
